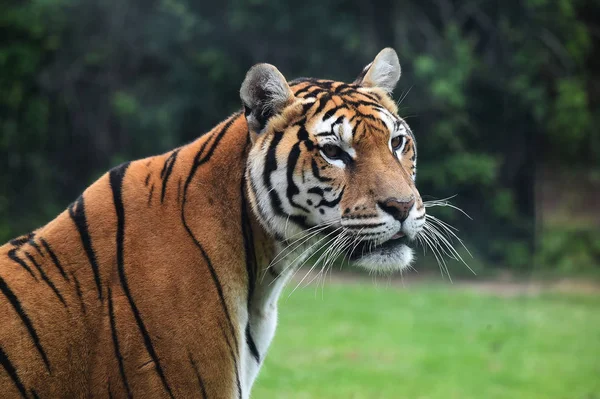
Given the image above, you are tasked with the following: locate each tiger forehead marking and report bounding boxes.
[293,80,414,160]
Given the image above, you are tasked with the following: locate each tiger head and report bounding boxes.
[241,48,425,273]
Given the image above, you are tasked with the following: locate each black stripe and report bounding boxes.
[292,85,320,97]
[344,213,379,220]
[300,101,315,115]
[264,132,307,228]
[301,159,308,184]
[334,83,350,93]
[195,114,240,168]
[188,352,207,399]
[311,79,334,89]
[331,115,345,128]
[39,238,69,282]
[268,265,280,278]
[71,272,86,315]
[7,248,38,280]
[322,107,338,121]
[160,149,180,203]
[109,162,174,399]
[407,126,417,163]
[68,196,103,301]
[107,286,132,398]
[0,276,51,372]
[240,171,260,364]
[286,135,310,213]
[144,173,151,186]
[311,159,332,183]
[10,233,34,247]
[307,187,324,197]
[181,115,241,356]
[317,187,344,208]
[356,91,382,103]
[29,239,44,257]
[24,252,66,307]
[148,184,154,206]
[30,390,40,399]
[247,174,285,242]
[220,324,242,399]
[354,231,387,238]
[264,131,285,213]
[344,98,383,109]
[314,131,336,137]
[312,94,332,116]
[343,222,386,229]
[351,118,362,139]
[0,345,28,398]
[263,131,308,228]
[245,324,260,363]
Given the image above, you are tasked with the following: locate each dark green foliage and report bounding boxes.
[1,0,598,269]
[538,227,600,273]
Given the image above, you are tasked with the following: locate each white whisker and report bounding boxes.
[288,231,346,296]
[426,215,473,259]
[423,197,472,220]
[425,221,476,276]
[268,220,338,269]
[419,228,452,281]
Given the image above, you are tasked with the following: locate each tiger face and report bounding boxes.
[242,48,425,273]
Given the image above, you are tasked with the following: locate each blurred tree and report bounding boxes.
[0,1,71,238]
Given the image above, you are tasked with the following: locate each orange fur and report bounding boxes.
[1,114,255,398]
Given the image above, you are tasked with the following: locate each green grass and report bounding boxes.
[252,283,600,399]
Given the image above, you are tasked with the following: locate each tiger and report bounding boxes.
[0,47,425,398]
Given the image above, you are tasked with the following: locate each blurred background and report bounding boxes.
[1,0,599,397]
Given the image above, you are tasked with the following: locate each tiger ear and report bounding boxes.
[354,48,401,94]
[240,63,294,134]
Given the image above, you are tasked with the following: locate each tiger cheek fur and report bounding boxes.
[0,48,425,398]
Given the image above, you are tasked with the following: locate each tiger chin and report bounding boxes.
[0,48,425,398]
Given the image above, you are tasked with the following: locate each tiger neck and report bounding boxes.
[198,114,309,390]
[186,113,299,308]
[241,164,295,316]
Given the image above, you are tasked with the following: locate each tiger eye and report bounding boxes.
[391,136,404,151]
[322,144,343,159]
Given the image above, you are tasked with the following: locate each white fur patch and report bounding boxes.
[353,244,414,274]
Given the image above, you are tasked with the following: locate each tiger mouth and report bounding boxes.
[347,234,410,260]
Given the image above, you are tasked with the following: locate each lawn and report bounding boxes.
[252,282,600,399]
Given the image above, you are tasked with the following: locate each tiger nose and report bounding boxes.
[379,197,415,222]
